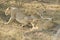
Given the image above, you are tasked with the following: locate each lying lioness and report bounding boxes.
[5,6,41,30]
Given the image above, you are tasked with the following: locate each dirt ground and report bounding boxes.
[0,0,60,40]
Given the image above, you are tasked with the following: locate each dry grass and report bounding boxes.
[0,0,60,40]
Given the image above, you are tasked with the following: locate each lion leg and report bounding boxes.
[4,17,14,24]
[30,20,38,31]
